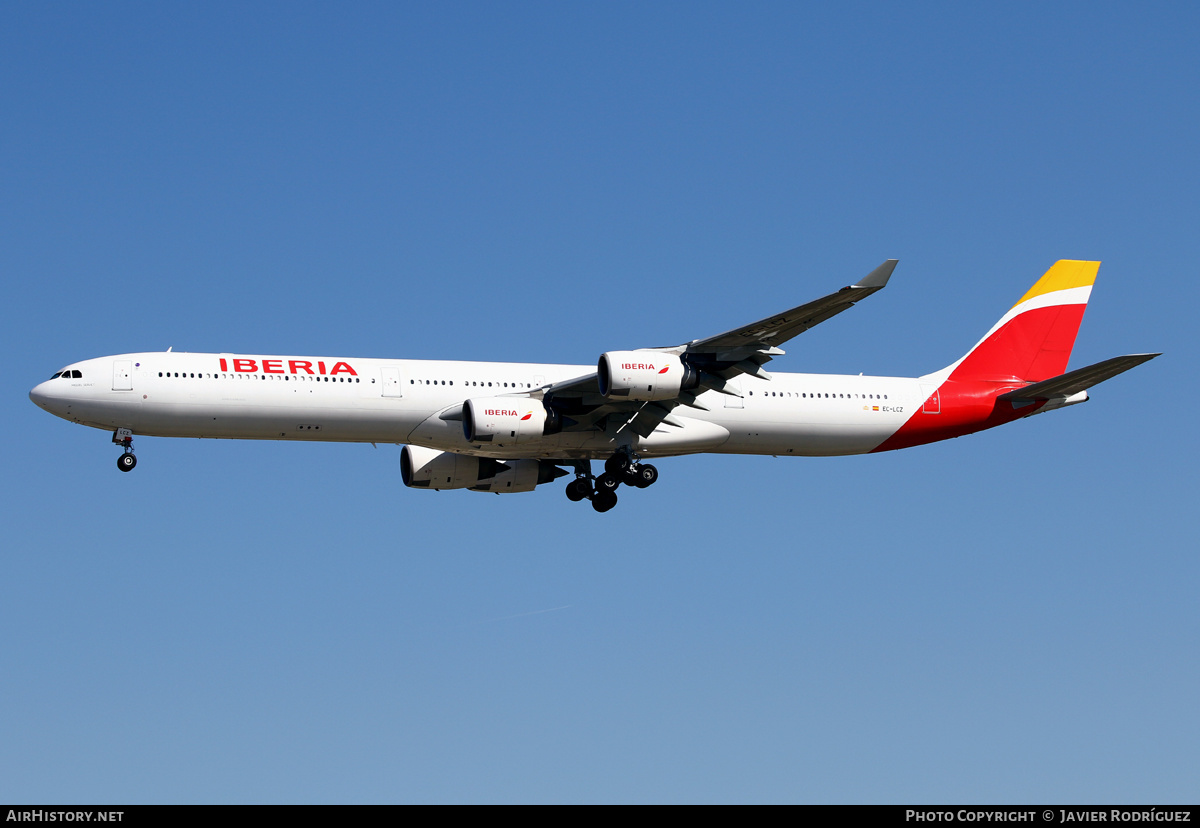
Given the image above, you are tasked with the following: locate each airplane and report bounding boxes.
[29,259,1158,512]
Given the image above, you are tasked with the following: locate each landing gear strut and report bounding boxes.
[562,451,659,512]
[605,448,658,490]
[560,460,620,512]
[113,428,137,472]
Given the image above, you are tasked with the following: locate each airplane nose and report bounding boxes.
[29,381,63,415]
[29,382,50,409]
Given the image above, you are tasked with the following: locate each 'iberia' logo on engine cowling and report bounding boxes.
[485,409,519,417]
[622,363,668,372]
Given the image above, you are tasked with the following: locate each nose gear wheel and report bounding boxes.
[112,428,137,472]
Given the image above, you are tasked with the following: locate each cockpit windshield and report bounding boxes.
[50,370,82,379]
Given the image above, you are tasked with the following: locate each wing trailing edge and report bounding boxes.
[688,259,898,352]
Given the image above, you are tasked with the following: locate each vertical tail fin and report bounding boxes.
[938,260,1099,383]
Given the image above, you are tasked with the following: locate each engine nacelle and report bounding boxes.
[469,459,566,493]
[401,445,565,494]
[597,350,698,401]
[462,396,552,444]
[401,444,506,490]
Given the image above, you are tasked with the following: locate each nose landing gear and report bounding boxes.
[113,428,137,472]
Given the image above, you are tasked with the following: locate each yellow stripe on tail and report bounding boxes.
[1012,260,1099,308]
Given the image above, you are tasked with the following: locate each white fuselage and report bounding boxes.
[30,352,923,459]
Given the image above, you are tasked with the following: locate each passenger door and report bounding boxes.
[112,360,133,391]
[381,366,404,397]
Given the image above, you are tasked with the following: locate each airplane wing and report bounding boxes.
[686,259,898,354]
[537,260,898,435]
[678,258,897,381]
[997,353,1161,401]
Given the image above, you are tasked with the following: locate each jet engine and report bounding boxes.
[462,396,559,444]
[470,457,566,493]
[401,445,565,493]
[597,350,699,401]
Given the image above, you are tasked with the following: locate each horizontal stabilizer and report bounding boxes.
[997,353,1160,401]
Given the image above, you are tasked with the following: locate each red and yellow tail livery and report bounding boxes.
[949,259,1099,384]
[874,260,1152,452]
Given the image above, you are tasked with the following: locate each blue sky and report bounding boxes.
[3,2,1196,803]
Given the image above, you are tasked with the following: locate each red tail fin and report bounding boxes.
[942,260,1099,383]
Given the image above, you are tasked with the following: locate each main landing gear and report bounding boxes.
[113,428,137,472]
[563,451,659,513]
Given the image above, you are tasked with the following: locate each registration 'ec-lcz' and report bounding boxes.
[30,260,1158,512]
